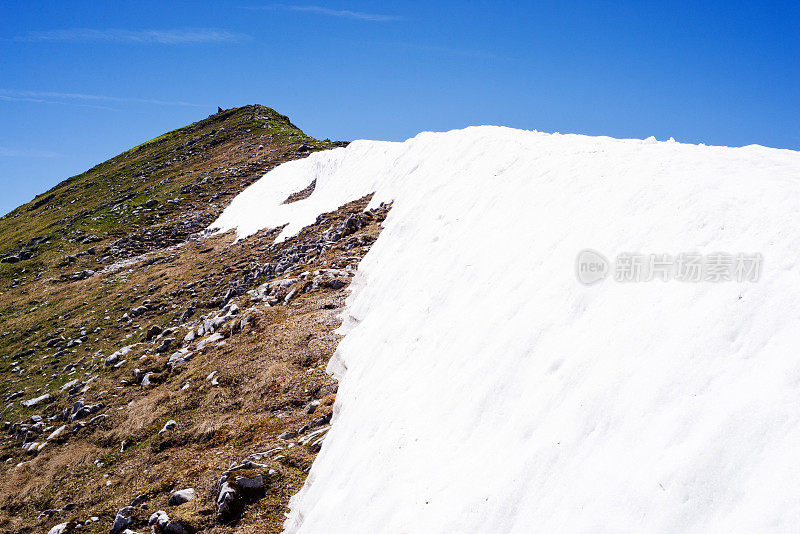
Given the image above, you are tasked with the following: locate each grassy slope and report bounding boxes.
[0,107,380,533]
[0,105,336,388]
[0,105,334,284]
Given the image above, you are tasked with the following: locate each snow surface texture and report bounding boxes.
[211,127,800,533]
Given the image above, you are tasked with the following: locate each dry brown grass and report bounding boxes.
[0,441,99,509]
[107,389,171,440]
[0,195,388,533]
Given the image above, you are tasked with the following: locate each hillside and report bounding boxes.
[0,106,379,534]
[4,115,800,534]
[0,105,339,275]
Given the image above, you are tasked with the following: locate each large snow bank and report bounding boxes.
[211,127,800,533]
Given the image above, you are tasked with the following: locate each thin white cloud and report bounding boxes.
[0,90,202,108]
[18,28,248,44]
[0,147,63,158]
[246,4,402,22]
[0,94,118,110]
[0,94,54,104]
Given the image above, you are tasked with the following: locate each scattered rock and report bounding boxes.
[21,393,51,408]
[69,401,104,422]
[182,330,196,345]
[145,324,162,341]
[196,333,223,351]
[235,474,264,491]
[167,350,192,369]
[130,306,148,318]
[70,269,95,281]
[149,510,170,529]
[110,506,134,534]
[159,420,176,435]
[216,470,269,523]
[59,379,80,392]
[80,234,100,244]
[148,510,191,534]
[216,481,238,522]
[168,488,195,506]
[28,193,54,211]
[47,522,70,534]
[179,307,195,323]
[155,338,173,353]
[105,345,136,367]
[47,425,67,441]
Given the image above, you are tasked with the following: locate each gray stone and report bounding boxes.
[71,402,103,421]
[144,324,162,341]
[217,481,238,521]
[147,510,190,534]
[179,307,194,323]
[182,330,195,344]
[110,506,134,534]
[141,373,154,387]
[284,288,298,304]
[87,414,107,426]
[235,474,264,491]
[59,379,80,392]
[130,306,148,317]
[167,350,192,368]
[147,510,169,528]
[47,425,67,441]
[148,510,169,528]
[159,420,176,434]
[164,522,191,534]
[168,488,195,506]
[21,393,50,408]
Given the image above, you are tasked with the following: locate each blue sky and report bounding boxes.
[1,1,798,216]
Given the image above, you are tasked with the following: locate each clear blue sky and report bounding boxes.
[1,1,798,216]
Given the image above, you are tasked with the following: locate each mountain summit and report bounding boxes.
[0,105,338,274]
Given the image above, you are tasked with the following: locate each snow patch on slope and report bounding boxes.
[211,127,800,533]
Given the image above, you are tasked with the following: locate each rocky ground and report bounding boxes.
[0,106,385,533]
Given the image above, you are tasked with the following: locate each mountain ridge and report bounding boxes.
[0,106,373,534]
[0,105,341,274]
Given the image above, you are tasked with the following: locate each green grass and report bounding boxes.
[0,105,335,276]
